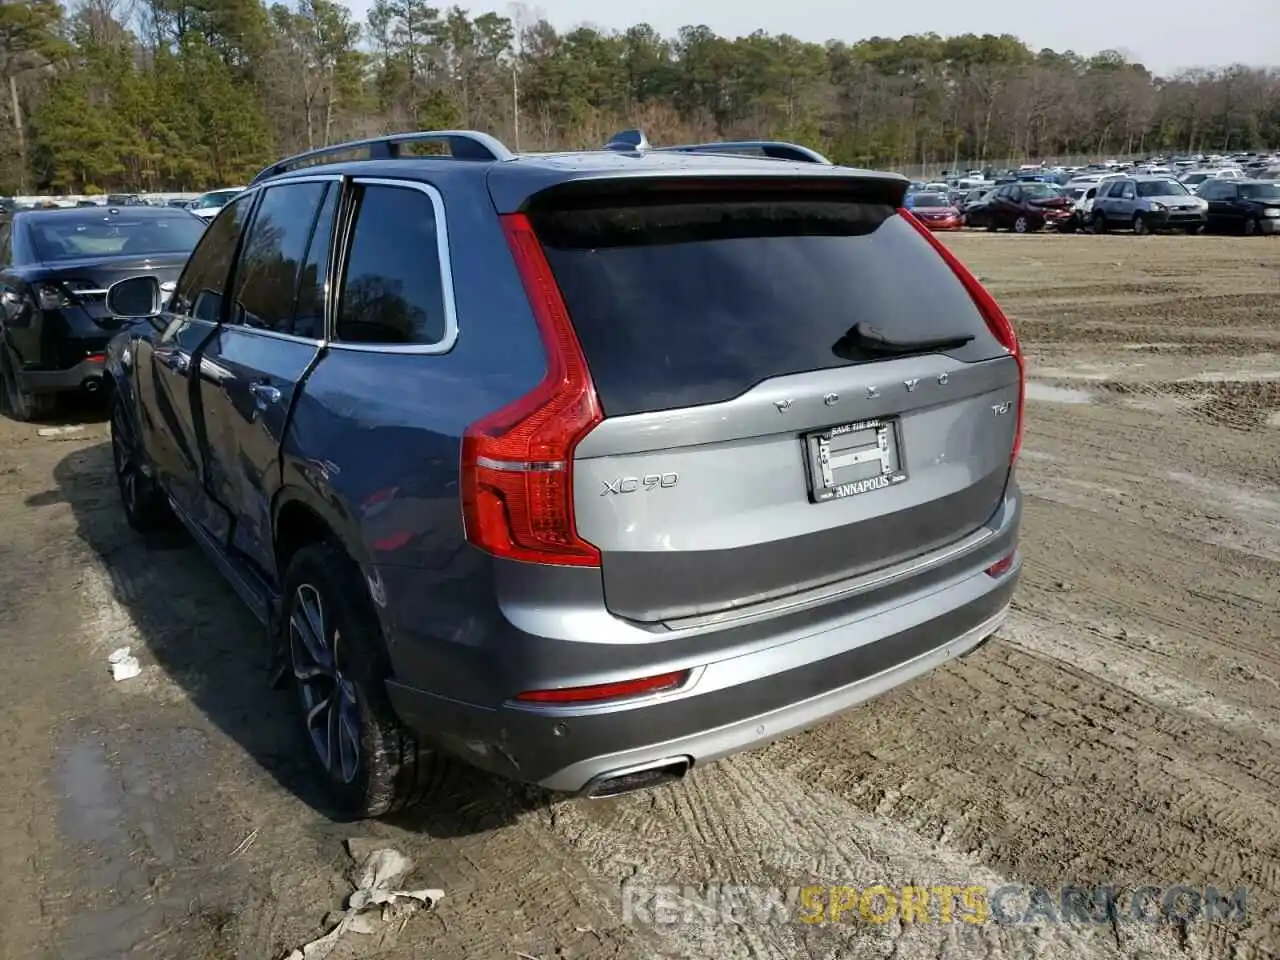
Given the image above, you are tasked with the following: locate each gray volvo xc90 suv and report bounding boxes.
[102,128,1023,818]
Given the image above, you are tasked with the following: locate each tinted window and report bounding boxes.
[228,182,330,335]
[1239,183,1280,200]
[293,186,338,340]
[0,221,10,265]
[532,193,1004,417]
[172,195,253,324]
[912,193,948,207]
[335,184,447,345]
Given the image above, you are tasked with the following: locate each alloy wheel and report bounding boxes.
[1014,216,1029,233]
[110,401,139,515]
[289,583,362,784]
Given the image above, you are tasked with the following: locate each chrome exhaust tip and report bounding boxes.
[82,377,101,392]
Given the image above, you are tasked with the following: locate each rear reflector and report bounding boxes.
[515,670,689,704]
[986,553,1015,578]
[899,208,1025,464]
[459,213,604,567]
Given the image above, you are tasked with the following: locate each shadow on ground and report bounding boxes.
[37,439,547,839]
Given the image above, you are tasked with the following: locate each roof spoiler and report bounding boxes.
[602,128,833,165]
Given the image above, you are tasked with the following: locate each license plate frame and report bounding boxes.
[803,417,909,503]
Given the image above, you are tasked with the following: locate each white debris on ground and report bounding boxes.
[284,839,443,960]
[107,646,141,681]
[36,425,87,439]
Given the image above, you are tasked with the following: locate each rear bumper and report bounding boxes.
[19,357,107,394]
[383,490,1022,792]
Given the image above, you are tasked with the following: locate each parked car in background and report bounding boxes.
[963,181,1074,232]
[1199,179,1280,235]
[907,191,963,229]
[1091,176,1207,234]
[956,186,992,218]
[1061,184,1099,232]
[1180,169,1243,192]
[0,206,206,420]
[100,128,1023,818]
[188,187,246,221]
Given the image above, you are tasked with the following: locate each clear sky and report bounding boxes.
[343,0,1279,76]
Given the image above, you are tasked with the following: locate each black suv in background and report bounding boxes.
[0,206,206,420]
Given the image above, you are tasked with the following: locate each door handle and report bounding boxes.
[249,382,282,408]
[159,350,190,373]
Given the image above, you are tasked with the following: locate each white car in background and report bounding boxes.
[188,187,246,221]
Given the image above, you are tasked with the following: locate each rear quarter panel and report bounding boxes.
[276,173,547,662]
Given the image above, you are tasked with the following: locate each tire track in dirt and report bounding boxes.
[537,751,1184,959]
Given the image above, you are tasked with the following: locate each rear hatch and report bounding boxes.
[525,179,1020,624]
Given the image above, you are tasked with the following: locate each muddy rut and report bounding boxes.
[0,232,1277,959]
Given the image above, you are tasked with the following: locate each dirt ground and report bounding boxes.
[0,232,1277,960]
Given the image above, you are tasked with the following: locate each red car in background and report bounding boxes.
[907,191,963,230]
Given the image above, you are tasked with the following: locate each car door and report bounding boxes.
[135,192,255,530]
[1200,181,1227,230]
[1217,183,1247,230]
[196,177,338,581]
[1113,180,1137,222]
[1000,185,1024,226]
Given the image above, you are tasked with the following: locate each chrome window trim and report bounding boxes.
[210,174,343,348]
[325,176,459,355]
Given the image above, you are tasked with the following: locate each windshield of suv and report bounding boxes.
[29,213,206,261]
[1136,180,1188,197]
[911,193,948,208]
[1182,173,1210,184]
[192,189,242,209]
[1239,182,1280,200]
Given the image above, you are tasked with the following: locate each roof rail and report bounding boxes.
[250,130,514,184]
[658,139,833,165]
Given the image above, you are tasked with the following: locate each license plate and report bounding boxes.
[803,418,908,503]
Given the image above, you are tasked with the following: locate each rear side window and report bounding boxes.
[335,183,447,345]
[228,181,330,335]
[531,192,1003,417]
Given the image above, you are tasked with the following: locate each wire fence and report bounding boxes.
[888,154,1149,180]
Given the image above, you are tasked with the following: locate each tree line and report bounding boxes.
[1,0,1278,195]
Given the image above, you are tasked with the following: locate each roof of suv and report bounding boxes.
[251,128,909,211]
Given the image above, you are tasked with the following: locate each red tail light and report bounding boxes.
[459,213,603,567]
[515,670,689,704]
[899,207,1024,464]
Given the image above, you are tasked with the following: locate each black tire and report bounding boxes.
[1092,212,1108,234]
[282,541,446,819]
[0,348,58,422]
[110,390,171,532]
[985,219,998,232]
[1133,213,1149,235]
[1244,217,1260,236]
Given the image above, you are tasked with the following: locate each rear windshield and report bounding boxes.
[912,193,948,207]
[531,191,1003,417]
[28,214,205,261]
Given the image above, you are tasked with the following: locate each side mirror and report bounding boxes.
[106,275,161,319]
